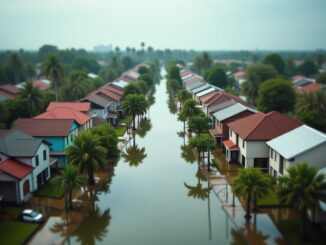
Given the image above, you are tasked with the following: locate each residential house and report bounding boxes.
[225,112,303,170]
[0,130,53,204]
[14,118,78,168]
[35,107,92,132]
[81,94,116,125]
[266,125,326,177]
[210,103,256,145]
[0,84,20,101]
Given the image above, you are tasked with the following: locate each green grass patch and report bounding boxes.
[279,219,326,245]
[0,221,39,245]
[3,206,22,219]
[37,181,65,198]
[257,185,280,206]
[115,126,127,136]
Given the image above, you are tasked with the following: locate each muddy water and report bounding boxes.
[65,68,247,245]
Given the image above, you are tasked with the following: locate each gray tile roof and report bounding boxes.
[0,130,47,157]
[83,94,112,108]
[208,99,237,113]
[214,103,257,122]
[192,84,211,94]
[187,81,206,90]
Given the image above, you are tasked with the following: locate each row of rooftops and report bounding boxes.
[179,65,326,159]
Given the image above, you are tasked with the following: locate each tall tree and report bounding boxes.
[8,53,23,84]
[242,64,278,104]
[18,81,43,116]
[297,60,317,77]
[316,72,326,84]
[188,115,211,135]
[189,134,215,170]
[193,52,213,76]
[122,144,147,167]
[256,78,296,113]
[205,65,228,88]
[122,94,148,130]
[42,55,64,101]
[51,164,86,210]
[278,163,326,240]
[123,83,142,97]
[263,53,285,74]
[232,168,271,219]
[180,98,201,126]
[66,132,107,185]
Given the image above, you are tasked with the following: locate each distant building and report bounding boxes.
[93,44,113,53]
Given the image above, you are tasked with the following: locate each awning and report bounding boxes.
[49,157,58,165]
[223,140,239,150]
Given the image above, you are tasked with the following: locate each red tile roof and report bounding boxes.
[227,111,303,141]
[205,91,249,108]
[295,83,321,93]
[15,118,75,136]
[200,91,220,104]
[209,127,223,137]
[32,80,50,91]
[47,102,91,112]
[0,158,32,179]
[183,76,202,84]
[223,140,239,150]
[35,108,91,125]
[180,70,193,77]
[0,84,20,99]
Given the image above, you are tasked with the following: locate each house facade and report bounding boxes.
[0,130,52,204]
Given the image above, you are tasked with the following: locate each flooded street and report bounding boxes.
[64,68,246,245]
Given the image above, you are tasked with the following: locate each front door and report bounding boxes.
[230,151,238,163]
[241,155,245,167]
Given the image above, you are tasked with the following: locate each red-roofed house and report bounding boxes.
[294,83,322,93]
[46,102,91,113]
[225,111,303,170]
[35,107,92,132]
[0,84,20,101]
[0,130,53,204]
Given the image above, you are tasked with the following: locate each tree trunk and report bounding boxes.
[88,164,95,185]
[300,209,307,240]
[207,150,211,171]
[132,113,136,130]
[198,150,201,165]
[54,80,58,101]
[245,189,252,219]
[69,191,73,209]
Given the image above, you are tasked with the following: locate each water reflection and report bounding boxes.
[184,168,211,200]
[167,94,178,114]
[180,143,196,163]
[231,228,249,245]
[74,205,111,245]
[137,117,152,138]
[122,144,147,167]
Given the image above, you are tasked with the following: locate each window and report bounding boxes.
[23,180,30,197]
[242,140,245,149]
[236,134,239,145]
[229,130,232,137]
[43,150,47,161]
[35,155,39,167]
[279,156,284,175]
[253,158,269,169]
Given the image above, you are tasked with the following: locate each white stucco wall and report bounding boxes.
[245,141,269,168]
[31,143,51,190]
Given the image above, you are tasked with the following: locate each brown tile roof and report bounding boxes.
[15,118,74,137]
[227,111,303,141]
[97,88,121,101]
[206,91,250,107]
[82,94,112,108]
[201,91,220,104]
[35,108,91,125]
[47,102,91,112]
[295,83,321,93]
[105,84,124,95]
[208,99,237,113]
[0,158,32,179]
[0,84,20,99]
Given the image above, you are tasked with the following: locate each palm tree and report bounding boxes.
[122,144,147,167]
[188,115,211,136]
[65,132,107,185]
[295,90,326,118]
[42,55,64,101]
[177,89,192,109]
[51,164,86,210]
[232,168,271,219]
[122,94,148,130]
[278,163,326,240]
[75,206,111,245]
[180,99,201,131]
[180,144,196,163]
[184,169,210,200]
[8,53,23,84]
[137,117,152,138]
[189,135,215,170]
[18,81,43,116]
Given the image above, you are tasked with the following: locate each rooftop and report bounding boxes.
[47,102,91,112]
[214,103,256,122]
[266,125,326,159]
[0,158,32,179]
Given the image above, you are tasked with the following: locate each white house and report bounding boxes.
[225,112,303,170]
[0,130,53,204]
[266,125,326,177]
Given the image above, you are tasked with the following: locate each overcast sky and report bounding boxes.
[0,0,325,51]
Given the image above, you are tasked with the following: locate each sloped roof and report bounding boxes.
[82,94,112,108]
[0,130,46,157]
[112,80,129,88]
[33,80,50,91]
[97,88,121,101]
[192,84,211,94]
[187,80,205,90]
[295,83,321,93]
[208,99,237,113]
[184,76,203,85]
[35,108,91,125]
[47,102,91,112]
[15,118,74,137]
[266,125,326,159]
[196,87,217,98]
[200,91,220,104]
[223,140,239,150]
[0,84,20,95]
[206,91,250,107]
[0,158,32,179]
[105,84,123,95]
[214,103,256,122]
[227,111,303,141]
